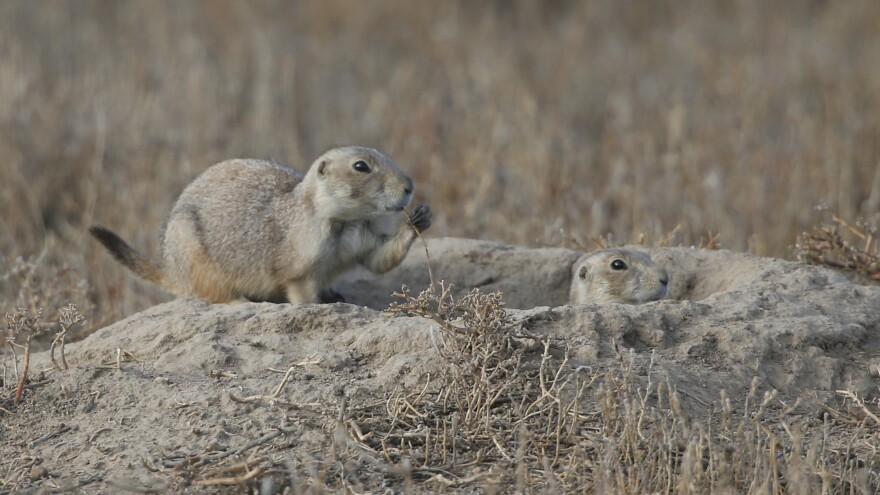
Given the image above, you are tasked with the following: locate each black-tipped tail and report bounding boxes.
[89,225,164,285]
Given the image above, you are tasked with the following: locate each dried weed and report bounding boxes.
[3,303,85,409]
[795,206,880,282]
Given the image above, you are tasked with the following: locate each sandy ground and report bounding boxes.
[2,238,879,493]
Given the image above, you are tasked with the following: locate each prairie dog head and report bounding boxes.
[569,249,669,305]
[307,146,414,221]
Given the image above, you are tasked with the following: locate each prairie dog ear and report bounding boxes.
[317,160,328,176]
[578,266,588,279]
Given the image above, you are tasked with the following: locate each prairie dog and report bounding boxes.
[90,146,432,304]
[569,249,669,305]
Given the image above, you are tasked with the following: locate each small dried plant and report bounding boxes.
[3,303,84,408]
[339,283,591,489]
[795,206,880,281]
[5,307,46,406]
[49,303,85,371]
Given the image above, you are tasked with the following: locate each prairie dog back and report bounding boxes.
[91,146,432,304]
[160,159,301,302]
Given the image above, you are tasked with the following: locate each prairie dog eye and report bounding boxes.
[352,160,371,173]
[579,266,587,279]
[610,259,627,271]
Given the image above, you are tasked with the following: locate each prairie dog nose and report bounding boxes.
[659,270,670,286]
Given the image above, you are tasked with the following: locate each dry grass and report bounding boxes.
[1,0,879,324]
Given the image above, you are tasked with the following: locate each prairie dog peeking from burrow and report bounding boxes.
[569,249,669,305]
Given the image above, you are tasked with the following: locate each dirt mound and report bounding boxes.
[3,238,879,493]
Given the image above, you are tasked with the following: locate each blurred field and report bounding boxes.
[1,0,879,326]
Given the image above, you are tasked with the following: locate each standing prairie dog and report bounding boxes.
[90,146,432,304]
[569,249,669,305]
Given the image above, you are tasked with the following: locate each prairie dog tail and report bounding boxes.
[89,225,165,285]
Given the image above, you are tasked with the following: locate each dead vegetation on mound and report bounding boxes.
[796,207,880,283]
[4,304,85,409]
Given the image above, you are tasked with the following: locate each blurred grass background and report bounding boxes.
[1,0,879,326]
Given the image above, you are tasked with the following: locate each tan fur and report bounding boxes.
[569,249,669,305]
[91,146,430,304]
